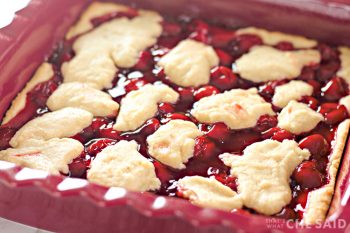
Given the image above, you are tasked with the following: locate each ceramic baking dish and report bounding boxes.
[1,0,350,232]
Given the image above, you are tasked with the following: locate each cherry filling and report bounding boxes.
[0,13,348,221]
[90,8,139,27]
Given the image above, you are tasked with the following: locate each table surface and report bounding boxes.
[0,218,50,233]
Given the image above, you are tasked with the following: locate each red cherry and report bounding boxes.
[158,103,175,115]
[87,138,117,157]
[206,123,231,143]
[153,161,174,184]
[306,80,321,95]
[193,136,219,160]
[262,127,280,139]
[317,62,340,82]
[271,129,295,142]
[258,84,274,100]
[292,189,309,220]
[262,127,294,141]
[318,102,338,116]
[214,174,238,191]
[298,67,316,81]
[142,72,158,83]
[176,87,195,111]
[157,36,182,49]
[299,96,319,110]
[194,85,220,101]
[299,134,330,159]
[0,127,16,150]
[258,80,287,99]
[215,49,233,66]
[275,41,294,51]
[223,130,260,153]
[210,27,235,48]
[71,125,95,143]
[324,105,348,125]
[90,118,111,131]
[69,156,88,178]
[230,34,262,57]
[275,207,297,220]
[293,190,310,220]
[188,20,209,43]
[29,80,58,106]
[198,124,210,132]
[177,87,194,101]
[124,78,149,92]
[133,51,154,71]
[309,121,336,144]
[294,190,310,209]
[155,68,166,80]
[140,118,161,135]
[98,128,122,140]
[318,44,338,62]
[160,113,191,124]
[161,21,182,36]
[321,77,347,101]
[292,161,323,189]
[317,157,329,174]
[210,66,238,91]
[254,115,278,132]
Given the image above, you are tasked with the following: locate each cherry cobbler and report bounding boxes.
[1,1,350,225]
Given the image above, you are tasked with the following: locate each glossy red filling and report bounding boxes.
[0,10,349,221]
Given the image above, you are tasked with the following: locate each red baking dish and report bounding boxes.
[1,0,350,232]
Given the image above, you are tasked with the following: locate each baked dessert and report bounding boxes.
[0,1,349,226]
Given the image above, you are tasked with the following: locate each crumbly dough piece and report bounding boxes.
[0,138,83,174]
[177,176,242,211]
[61,50,116,90]
[235,46,320,83]
[114,84,179,132]
[66,2,132,39]
[158,39,219,87]
[62,11,162,89]
[272,80,313,108]
[47,82,119,117]
[9,107,93,147]
[220,139,310,215]
[236,27,317,49]
[2,63,54,125]
[337,46,350,85]
[87,140,160,192]
[277,101,323,134]
[147,120,203,169]
[191,88,275,130]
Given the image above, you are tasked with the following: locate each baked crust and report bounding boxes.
[303,119,350,225]
[65,2,131,39]
[1,62,54,125]
[0,2,349,224]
